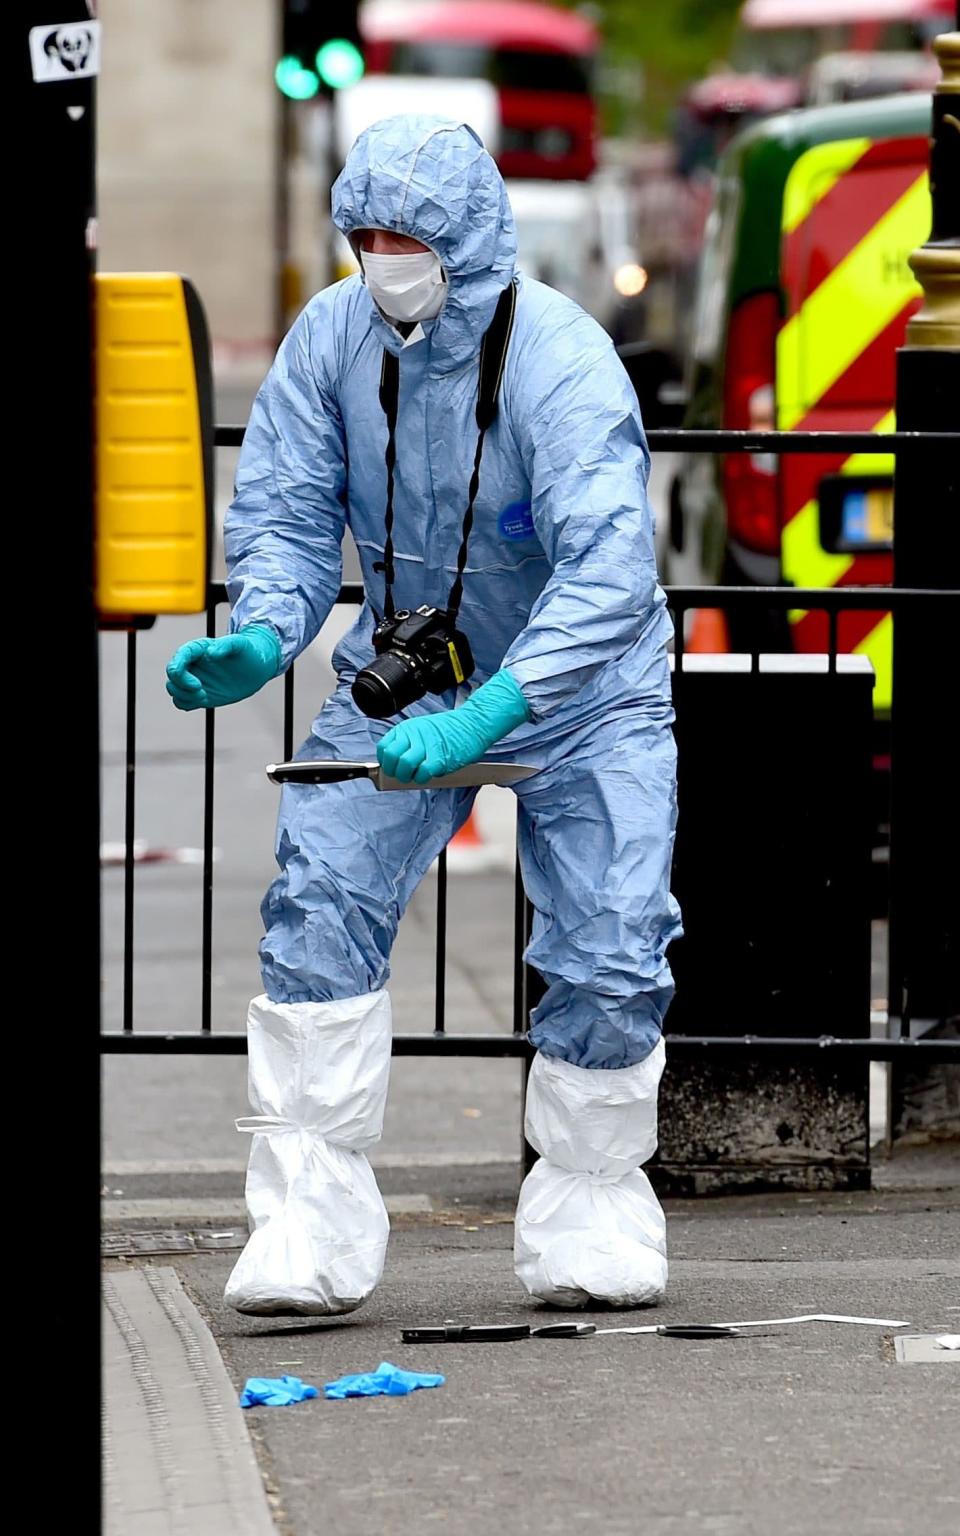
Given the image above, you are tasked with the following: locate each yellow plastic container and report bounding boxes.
[95,273,211,615]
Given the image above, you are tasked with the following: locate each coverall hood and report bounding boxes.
[332,114,518,367]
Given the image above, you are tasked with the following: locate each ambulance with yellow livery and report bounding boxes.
[673,92,931,714]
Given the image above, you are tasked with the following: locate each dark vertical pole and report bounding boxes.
[122,631,137,1031]
[521,892,540,1175]
[201,599,217,1033]
[274,85,292,347]
[513,840,535,1174]
[889,29,960,1140]
[283,666,295,761]
[827,606,839,675]
[435,848,448,1035]
[24,0,99,1521]
[512,849,527,1036]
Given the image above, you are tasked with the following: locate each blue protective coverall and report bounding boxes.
[217,116,680,1315]
[226,116,681,1071]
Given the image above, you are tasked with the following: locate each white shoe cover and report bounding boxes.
[514,1041,668,1308]
[225,991,391,1316]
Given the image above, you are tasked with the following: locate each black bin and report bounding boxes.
[655,653,875,1193]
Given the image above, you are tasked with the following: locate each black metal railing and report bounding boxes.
[101,427,959,1066]
[213,425,957,455]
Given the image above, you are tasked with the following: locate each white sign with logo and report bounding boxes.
[29,19,101,82]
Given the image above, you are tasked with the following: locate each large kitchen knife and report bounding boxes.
[266,759,536,791]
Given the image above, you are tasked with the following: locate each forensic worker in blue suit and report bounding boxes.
[166,116,682,1317]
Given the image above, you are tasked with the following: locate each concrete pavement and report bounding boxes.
[105,1169,960,1536]
[103,1266,276,1535]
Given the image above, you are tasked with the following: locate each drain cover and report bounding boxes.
[894,1333,960,1364]
[102,1228,244,1258]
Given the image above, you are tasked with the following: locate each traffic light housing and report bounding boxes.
[277,0,365,100]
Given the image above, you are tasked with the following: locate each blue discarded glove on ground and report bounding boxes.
[238,1363,442,1406]
[376,669,530,785]
[166,625,281,711]
[323,1361,445,1399]
[239,1374,318,1408]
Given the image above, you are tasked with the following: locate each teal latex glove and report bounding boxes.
[165,624,281,711]
[377,670,530,785]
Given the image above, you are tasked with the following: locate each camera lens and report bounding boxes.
[352,652,426,719]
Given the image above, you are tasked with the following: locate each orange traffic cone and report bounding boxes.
[451,810,484,852]
[445,808,502,873]
[687,607,730,654]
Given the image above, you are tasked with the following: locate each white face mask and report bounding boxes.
[360,248,446,324]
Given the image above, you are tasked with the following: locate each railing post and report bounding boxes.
[889,28,960,1143]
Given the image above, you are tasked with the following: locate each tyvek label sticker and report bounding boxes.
[30,20,101,82]
[498,500,536,541]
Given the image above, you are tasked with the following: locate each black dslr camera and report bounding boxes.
[352,605,476,719]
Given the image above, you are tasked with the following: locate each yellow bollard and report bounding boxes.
[95,272,212,616]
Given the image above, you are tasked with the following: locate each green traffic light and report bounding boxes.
[316,38,365,90]
[275,54,320,100]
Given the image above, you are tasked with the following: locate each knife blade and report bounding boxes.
[265,760,536,791]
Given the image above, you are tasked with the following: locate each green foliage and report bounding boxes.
[565,0,745,134]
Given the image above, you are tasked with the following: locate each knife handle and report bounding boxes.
[401,1324,531,1343]
[266,761,374,786]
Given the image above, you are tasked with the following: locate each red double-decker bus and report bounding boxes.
[361,1,599,181]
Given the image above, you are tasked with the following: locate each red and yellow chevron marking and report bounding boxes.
[777,136,930,713]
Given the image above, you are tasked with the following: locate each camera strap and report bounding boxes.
[377,279,517,623]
